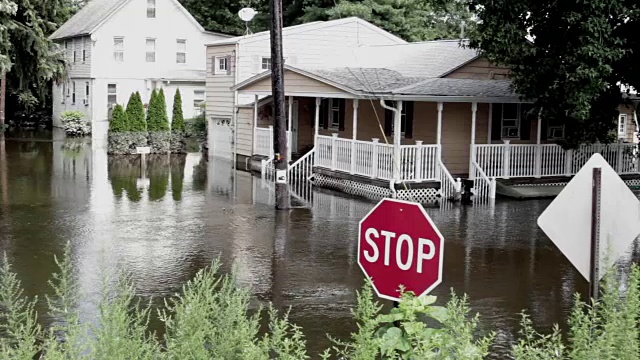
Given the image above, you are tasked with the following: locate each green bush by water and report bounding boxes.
[108,105,128,133]
[147,89,169,132]
[171,88,185,134]
[60,111,91,137]
[126,92,147,132]
[2,245,640,359]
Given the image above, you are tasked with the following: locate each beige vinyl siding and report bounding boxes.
[444,57,510,80]
[236,108,254,157]
[619,104,637,143]
[243,71,349,94]
[206,44,236,118]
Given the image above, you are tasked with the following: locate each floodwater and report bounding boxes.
[1,129,639,358]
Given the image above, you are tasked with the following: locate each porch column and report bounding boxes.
[393,100,403,182]
[287,96,293,157]
[314,97,320,142]
[351,99,359,174]
[534,111,542,178]
[253,94,259,154]
[437,102,443,161]
[469,102,478,179]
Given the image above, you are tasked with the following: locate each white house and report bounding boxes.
[49,0,230,141]
[204,17,407,161]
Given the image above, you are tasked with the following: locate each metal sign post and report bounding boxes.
[589,167,601,301]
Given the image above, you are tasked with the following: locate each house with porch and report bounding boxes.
[231,40,640,203]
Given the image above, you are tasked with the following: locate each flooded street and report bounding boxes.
[1,130,639,358]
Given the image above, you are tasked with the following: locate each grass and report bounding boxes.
[2,243,640,359]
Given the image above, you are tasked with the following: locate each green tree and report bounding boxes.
[109,104,128,133]
[468,0,639,146]
[126,92,146,132]
[172,88,185,133]
[147,88,170,132]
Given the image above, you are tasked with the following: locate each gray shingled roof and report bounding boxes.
[393,78,517,98]
[50,0,130,40]
[352,40,479,78]
[307,67,422,93]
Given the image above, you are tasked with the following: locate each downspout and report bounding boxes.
[379,99,402,183]
[633,107,639,144]
[233,43,240,170]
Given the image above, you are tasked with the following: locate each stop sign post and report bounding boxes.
[358,198,444,302]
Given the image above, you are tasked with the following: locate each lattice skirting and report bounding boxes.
[626,179,640,187]
[310,174,440,205]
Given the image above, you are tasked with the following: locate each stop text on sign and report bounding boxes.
[363,227,436,273]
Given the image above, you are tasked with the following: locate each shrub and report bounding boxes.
[60,111,91,137]
[171,88,185,133]
[147,89,170,132]
[125,92,146,132]
[108,105,128,133]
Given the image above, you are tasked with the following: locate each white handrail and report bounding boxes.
[437,159,459,201]
[472,159,496,200]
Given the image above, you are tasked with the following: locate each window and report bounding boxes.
[501,103,520,138]
[73,40,78,63]
[193,90,205,113]
[85,82,90,105]
[82,38,87,62]
[113,37,124,62]
[261,57,272,70]
[618,114,628,137]
[214,56,228,74]
[176,39,186,64]
[146,38,156,62]
[107,84,117,106]
[147,0,156,18]
[547,125,565,140]
[391,105,410,135]
[329,99,341,129]
[72,82,76,104]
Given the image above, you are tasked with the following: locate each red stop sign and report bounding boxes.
[358,198,444,301]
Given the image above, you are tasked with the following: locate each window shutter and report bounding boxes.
[211,56,216,74]
[226,55,232,75]
[404,101,415,139]
[321,99,329,129]
[384,106,393,136]
[520,104,533,140]
[491,103,502,141]
[338,99,346,131]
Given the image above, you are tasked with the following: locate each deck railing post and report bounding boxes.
[534,144,542,178]
[503,140,511,179]
[371,138,379,179]
[565,149,573,176]
[331,133,338,170]
[414,141,423,181]
[268,125,274,158]
[617,143,624,173]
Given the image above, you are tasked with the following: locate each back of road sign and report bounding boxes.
[537,153,640,281]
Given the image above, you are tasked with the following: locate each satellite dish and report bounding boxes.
[238,8,257,22]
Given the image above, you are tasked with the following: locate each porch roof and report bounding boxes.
[233,65,524,102]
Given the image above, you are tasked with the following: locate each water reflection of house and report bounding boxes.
[230,40,640,203]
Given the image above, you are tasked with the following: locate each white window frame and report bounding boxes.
[107,84,117,107]
[176,39,186,64]
[214,56,228,74]
[193,90,205,114]
[390,105,408,136]
[618,114,628,137]
[146,38,156,63]
[261,57,272,70]
[547,125,565,140]
[113,37,124,62]
[147,0,156,18]
[501,103,521,139]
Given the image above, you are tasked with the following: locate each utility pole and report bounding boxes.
[0,70,6,128]
[269,0,290,209]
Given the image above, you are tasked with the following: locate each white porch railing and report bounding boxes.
[315,134,440,182]
[253,126,292,159]
[474,142,640,178]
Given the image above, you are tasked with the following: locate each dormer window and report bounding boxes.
[147,0,156,18]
